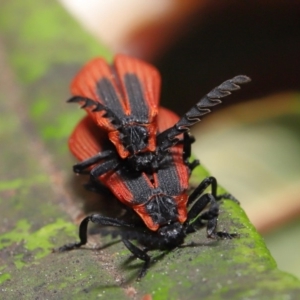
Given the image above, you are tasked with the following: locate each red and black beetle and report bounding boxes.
[68,55,162,173]
[58,55,250,279]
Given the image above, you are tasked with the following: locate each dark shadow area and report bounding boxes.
[155,1,300,114]
[67,174,125,219]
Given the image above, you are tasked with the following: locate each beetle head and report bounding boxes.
[121,125,149,154]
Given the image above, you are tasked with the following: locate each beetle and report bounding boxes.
[68,55,249,176]
[68,54,163,173]
[58,55,250,279]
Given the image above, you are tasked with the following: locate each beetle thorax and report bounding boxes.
[127,152,158,172]
[146,193,179,226]
[120,124,149,154]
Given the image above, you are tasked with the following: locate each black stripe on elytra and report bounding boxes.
[156,157,183,196]
[119,165,179,226]
[97,78,126,120]
[124,74,149,123]
[141,160,182,225]
[116,167,153,206]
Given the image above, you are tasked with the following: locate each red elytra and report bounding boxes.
[69,106,190,231]
[69,55,161,159]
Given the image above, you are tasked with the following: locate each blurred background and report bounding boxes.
[1,0,299,280]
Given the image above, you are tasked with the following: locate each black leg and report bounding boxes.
[122,239,151,281]
[182,132,193,161]
[73,150,114,174]
[201,196,219,238]
[187,176,239,206]
[90,158,120,178]
[187,193,211,221]
[182,132,200,172]
[187,193,219,236]
[187,176,218,206]
[187,159,200,172]
[216,193,240,204]
[187,193,237,239]
[57,214,133,252]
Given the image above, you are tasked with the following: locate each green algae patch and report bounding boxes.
[0,273,11,285]
[0,219,77,286]
[220,200,277,270]
[25,219,77,259]
[36,106,84,142]
[0,0,111,84]
[29,94,85,142]
[0,219,30,250]
[133,180,300,299]
[0,219,76,260]
[0,175,48,192]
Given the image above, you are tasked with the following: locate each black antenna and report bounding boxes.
[67,96,122,128]
[156,75,251,152]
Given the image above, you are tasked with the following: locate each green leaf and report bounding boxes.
[0,0,300,299]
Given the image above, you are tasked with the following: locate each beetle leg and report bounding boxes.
[90,158,120,178]
[187,159,200,172]
[187,176,218,206]
[187,193,211,221]
[216,193,240,204]
[73,150,115,174]
[200,195,219,238]
[187,176,239,206]
[186,193,218,235]
[187,193,237,239]
[57,214,133,252]
[182,132,200,171]
[122,239,151,281]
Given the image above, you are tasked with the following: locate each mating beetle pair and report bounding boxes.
[58,55,250,279]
